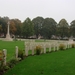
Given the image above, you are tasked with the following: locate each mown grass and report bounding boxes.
[4,48,75,75]
[1,40,75,75]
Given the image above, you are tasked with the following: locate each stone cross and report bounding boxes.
[7,21,10,35]
[5,21,13,41]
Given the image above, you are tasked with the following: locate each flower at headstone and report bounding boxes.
[0,51,3,61]
[35,45,42,55]
[71,43,75,48]
[59,44,65,50]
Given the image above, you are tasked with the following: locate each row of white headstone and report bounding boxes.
[24,41,74,56]
[1,46,18,66]
[0,47,18,66]
[2,40,74,65]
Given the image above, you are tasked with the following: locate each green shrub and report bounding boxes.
[8,59,18,68]
[59,44,65,50]
[10,59,17,64]
[2,65,10,71]
[71,43,75,48]
[0,65,10,75]
[35,45,42,55]
[18,49,24,60]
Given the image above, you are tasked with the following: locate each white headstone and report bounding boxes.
[15,46,18,59]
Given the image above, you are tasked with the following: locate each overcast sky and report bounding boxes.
[0,0,75,24]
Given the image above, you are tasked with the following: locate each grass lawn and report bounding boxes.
[4,48,75,75]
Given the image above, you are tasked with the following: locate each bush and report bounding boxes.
[35,45,42,55]
[7,59,18,68]
[18,49,24,60]
[0,65,10,75]
[71,43,75,48]
[59,44,65,50]
[1,65,10,71]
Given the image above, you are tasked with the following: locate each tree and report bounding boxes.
[11,19,22,37]
[57,19,69,38]
[22,17,34,38]
[42,18,57,39]
[0,25,2,37]
[0,17,22,38]
[70,20,75,37]
[3,17,9,23]
[0,17,7,37]
[32,16,44,38]
[10,19,17,35]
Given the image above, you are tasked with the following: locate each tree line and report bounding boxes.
[0,16,75,39]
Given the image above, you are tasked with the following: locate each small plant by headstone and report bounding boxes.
[35,45,42,55]
[7,59,18,68]
[71,43,75,48]
[59,44,65,50]
[18,49,24,60]
[0,50,8,75]
[0,50,3,67]
[0,51,3,61]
